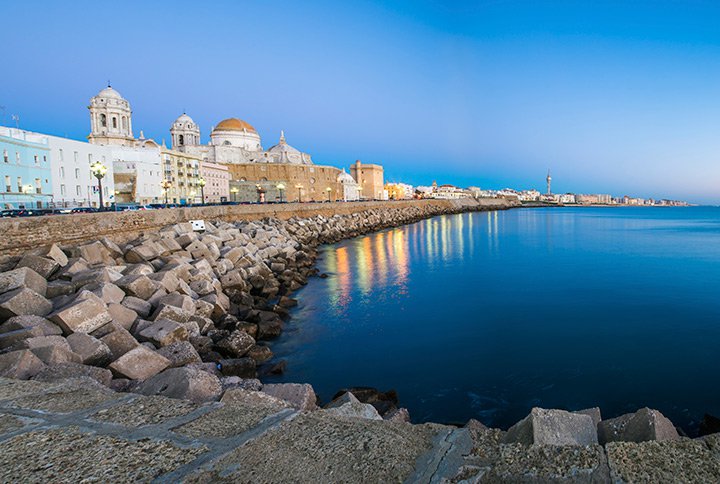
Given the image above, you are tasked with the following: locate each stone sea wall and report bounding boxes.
[0,198,514,256]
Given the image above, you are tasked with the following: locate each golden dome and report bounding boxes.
[213,118,257,133]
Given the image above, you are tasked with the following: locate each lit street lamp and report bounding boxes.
[230,186,239,202]
[90,161,108,210]
[276,183,285,203]
[198,178,206,204]
[295,183,303,203]
[256,184,266,203]
[325,186,332,202]
[160,179,172,207]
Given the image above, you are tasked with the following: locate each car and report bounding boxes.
[70,207,99,214]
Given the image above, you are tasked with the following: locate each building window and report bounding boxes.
[35,178,41,194]
[122,116,127,130]
[100,114,107,127]
[60,184,66,196]
[76,185,81,196]
[60,167,65,178]
[43,155,47,163]
[34,155,39,164]
[15,152,20,163]
[88,154,92,164]
[59,149,63,161]
[17,177,22,192]
[179,134,184,146]
[4,176,10,192]
[2,150,7,163]
[74,152,78,163]
[112,117,117,128]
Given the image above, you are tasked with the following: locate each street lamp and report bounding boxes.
[325,186,332,202]
[230,186,239,202]
[276,183,285,203]
[295,183,303,203]
[256,184,266,203]
[198,178,206,204]
[160,179,172,207]
[90,161,107,210]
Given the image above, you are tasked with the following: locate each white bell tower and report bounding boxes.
[88,83,135,146]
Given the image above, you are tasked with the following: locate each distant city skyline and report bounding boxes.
[2,1,720,203]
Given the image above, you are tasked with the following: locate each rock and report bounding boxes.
[0,349,46,379]
[256,318,282,339]
[0,267,48,297]
[217,330,255,358]
[16,255,60,279]
[0,315,62,336]
[156,341,202,367]
[151,304,193,324]
[465,418,489,431]
[78,241,112,265]
[218,357,256,378]
[0,288,53,319]
[575,407,602,428]
[30,345,81,365]
[258,360,287,376]
[36,244,69,267]
[88,282,126,304]
[385,407,411,423]
[121,296,152,319]
[107,303,138,330]
[0,327,44,350]
[33,362,112,386]
[599,408,679,444]
[108,346,171,380]
[15,335,70,351]
[138,319,189,347]
[115,274,156,300]
[331,387,399,416]
[262,383,318,411]
[136,366,222,403]
[325,392,382,420]
[502,407,598,446]
[46,280,76,298]
[220,376,263,392]
[220,388,290,409]
[99,325,139,361]
[699,413,720,437]
[66,333,112,366]
[246,344,273,363]
[49,292,111,334]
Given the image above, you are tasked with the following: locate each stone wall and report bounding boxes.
[0,198,516,255]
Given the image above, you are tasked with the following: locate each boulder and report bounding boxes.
[0,327,44,350]
[32,362,113,386]
[220,376,263,392]
[35,244,69,267]
[99,325,139,361]
[0,267,47,296]
[108,346,171,380]
[15,335,70,351]
[136,366,222,403]
[598,408,679,444]
[0,288,52,319]
[262,383,318,411]
[699,413,720,437]
[16,255,60,279]
[220,388,289,409]
[77,241,111,266]
[256,317,282,340]
[29,345,82,365]
[107,303,138,330]
[46,280,76,298]
[246,344,273,362]
[0,315,62,336]
[115,274,156,300]
[88,282,126,304]
[331,387,399,416]
[156,341,202,367]
[218,357,256,378]
[121,296,152,319]
[325,392,382,420]
[151,304,193,324]
[0,349,46,379]
[217,330,255,358]
[575,407,602,428]
[66,333,112,366]
[502,408,598,446]
[49,293,111,334]
[385,407,411,423]
[138,319,189,347]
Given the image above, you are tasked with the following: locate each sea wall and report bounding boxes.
[0,197,515,256]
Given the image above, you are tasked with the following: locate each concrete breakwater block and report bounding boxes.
[502,407,599,446]
[598,407,679,444]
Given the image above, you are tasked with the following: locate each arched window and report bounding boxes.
[100,114,107,127]
[178,135,184,146]
[112,117,117,128]
[223,140,231,146]
[122,116,127,130]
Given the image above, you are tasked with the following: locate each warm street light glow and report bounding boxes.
[160,179,172,207]
[89,161,107,209]
[198,177,206,204]
[230,186,238,202]
[326,186,332,202]
[295,183,303,203]
[277,183,286,203]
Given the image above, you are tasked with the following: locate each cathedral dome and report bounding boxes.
[267,131,311,164]
[96,86,124,100]
[174,113,195,124]
[213,118,257,133]
[337,169,356,184]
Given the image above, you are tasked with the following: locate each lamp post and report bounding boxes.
[295,183,303,203]
[325,186,332,202]
[160,179,172,207]
[230,186,239,202]
[256,184,266,203]
[276,183,285,203]
[198,178,206,204]
[90,161,107,210]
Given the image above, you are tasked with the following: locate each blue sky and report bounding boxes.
[2,1,720,203]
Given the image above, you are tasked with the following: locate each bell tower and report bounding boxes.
[170,113,201,150]
[88,83,135,146]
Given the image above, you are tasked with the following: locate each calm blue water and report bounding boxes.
[265,207,720,432]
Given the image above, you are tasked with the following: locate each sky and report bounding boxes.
[2,0,720,203]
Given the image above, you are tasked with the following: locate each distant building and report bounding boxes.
[432,184,470,199]
[160,146,202,204]
[351,160,385,200]
[200,161,230,203]
[338,169,360,201]
[559,193,576,204]
[0,127,53,209]
[385,182,413,200]
[546,170,552,194]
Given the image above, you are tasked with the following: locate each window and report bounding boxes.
[2,150,7,163]
[112,117,117,128]
[60,167,65,178]
[100,114,107,127]
[35,178,41,194]
[60,184,66,196]
[74,152,78,163]
[43,156,47,163]
[88,154,92,163]
[4,176,10,192]
[179,134,184,146]
[75,168,80,179]
[76,185,82,196]
[223,141,231,145]
[59,149,63,161]
[17,177,22,192]
[34,155,39,164]
[122,116,127,130]
[15,152,20,163]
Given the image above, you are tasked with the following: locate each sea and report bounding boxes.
[264,206,720,433]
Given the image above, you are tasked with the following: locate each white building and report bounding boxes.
[337,169,360,201]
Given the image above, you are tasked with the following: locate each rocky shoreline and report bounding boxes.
[0,199,719,481]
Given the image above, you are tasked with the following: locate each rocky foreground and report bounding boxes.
[0,201,718,482]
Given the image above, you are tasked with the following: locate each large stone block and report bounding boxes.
[49,293,111,334]
[107,303,138,331]
[46,280,76,298]
[87,282,126,304]
[0,288,53,319]
[151,304,193,324]
[108,346,171,380]
[33,362,113,386]
[16,255,60,279]
[78,241,112,265]
[136,366,222,403]
[598,408,679,444]
[262,383,318,411]
[502,407,598,446]
[30,345,82,365]
[0,315,62,336]
[0,326,45,350]
[115,274,156,300]
[218,357,256,378]
[217,330,255,358]
[0,349,46,379]
[138,319,189,347]
[156,341,202,367]
[67,333,112,366]
[0,267,47,297]
[34,243,69,267]
[121,296,152,318]
[325,392,382,421]
[147,271,180,293]
[99,324,139,361]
